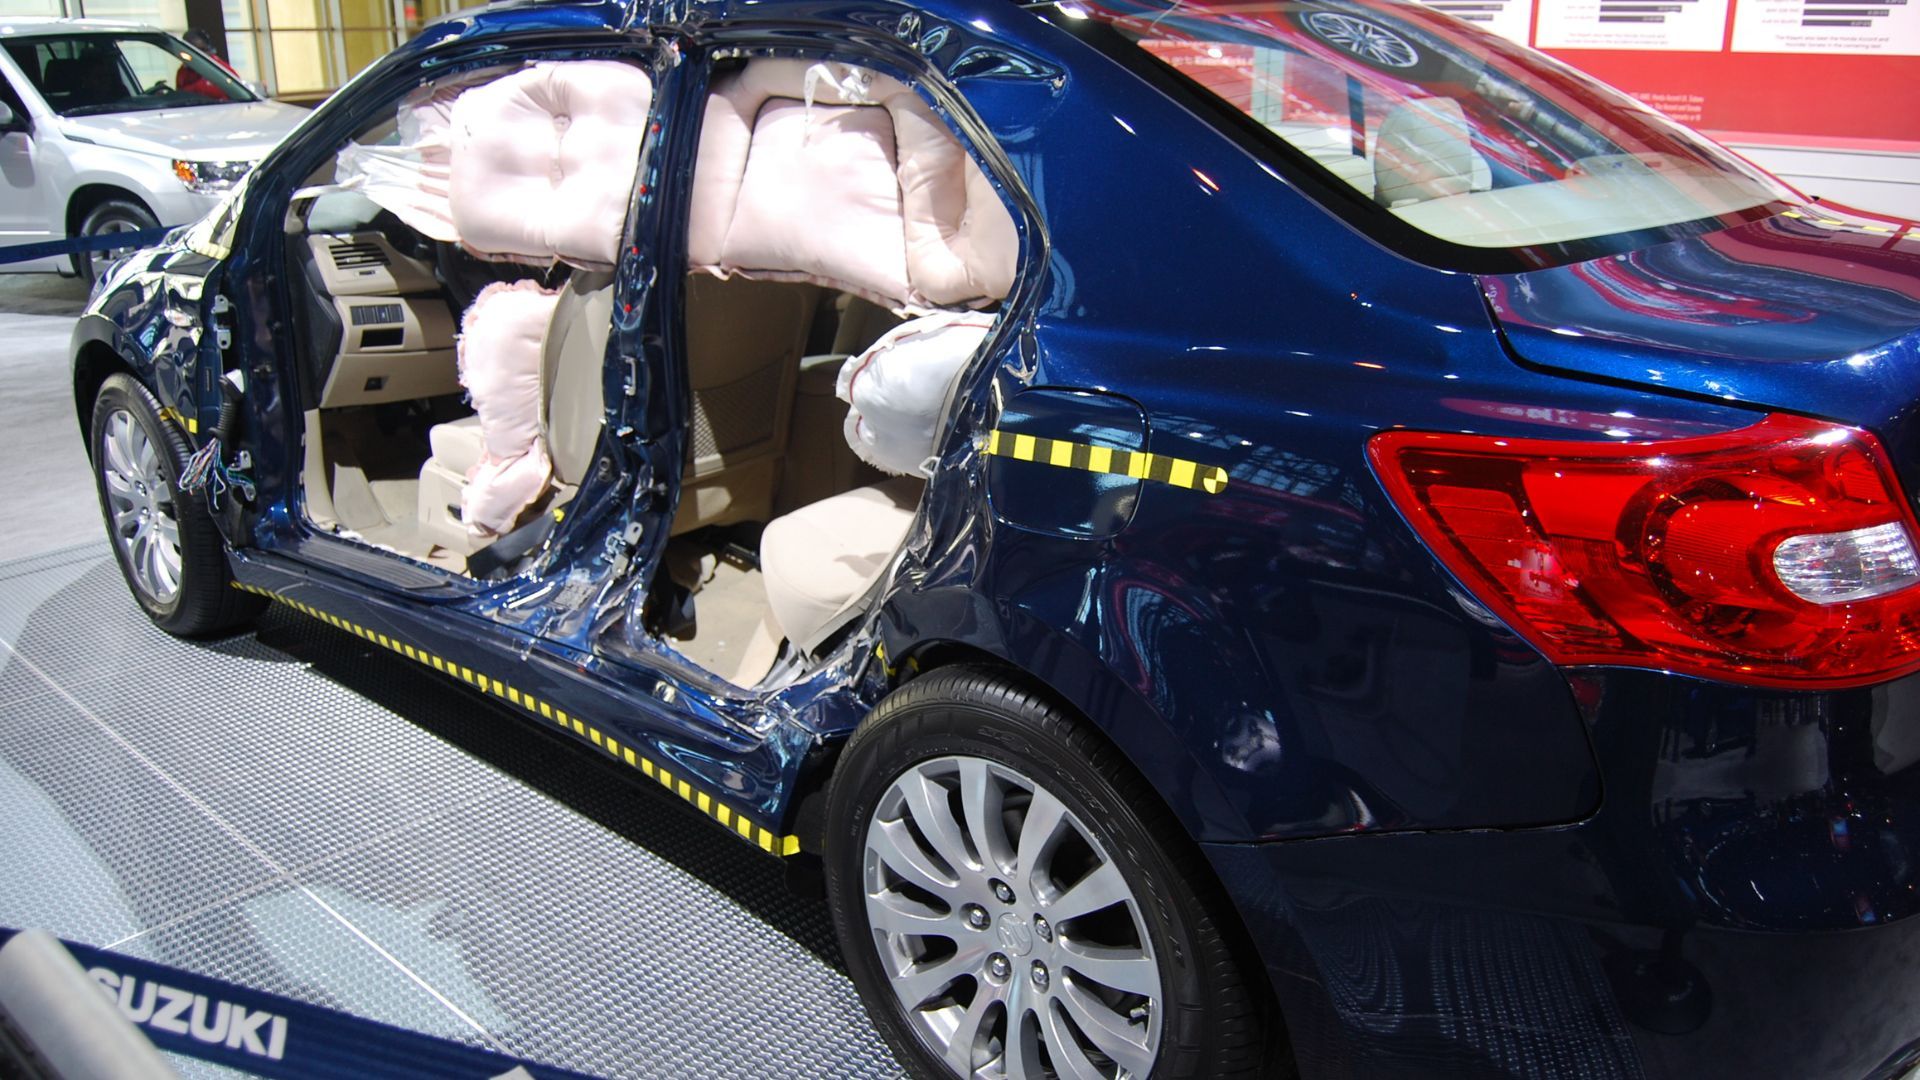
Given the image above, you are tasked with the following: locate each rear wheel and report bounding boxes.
[89,373,261,636]
[825,665,1286,1079]
[76,198,158,285]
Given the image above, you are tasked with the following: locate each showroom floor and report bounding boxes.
[0,276,901,1078]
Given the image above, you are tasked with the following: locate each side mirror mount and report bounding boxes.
[0,102,27,135]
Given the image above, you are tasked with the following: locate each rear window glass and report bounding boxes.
[1056,0,1792,265]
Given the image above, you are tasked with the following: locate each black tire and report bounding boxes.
[75,198,159,284]
[825,664,1288,1079]
[89,373,262,636]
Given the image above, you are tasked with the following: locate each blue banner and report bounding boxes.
[0,929,604,1080]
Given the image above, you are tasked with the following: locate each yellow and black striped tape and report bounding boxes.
[985,429,1228,495]
[159,406,199,434]
[233,582,802,856]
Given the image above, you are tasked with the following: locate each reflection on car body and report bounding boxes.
[64,0,1920,1077]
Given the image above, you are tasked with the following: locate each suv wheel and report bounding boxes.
[76,199,158,284]
[89,373,262,636]
[825,664,1286,1079]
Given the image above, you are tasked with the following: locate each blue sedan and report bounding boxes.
[68,0,1920,1076]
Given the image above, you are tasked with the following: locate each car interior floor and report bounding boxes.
[304,402,470,574]
[659,533,783,688]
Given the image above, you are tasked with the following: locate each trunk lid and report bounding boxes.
[1481,209,1920,446]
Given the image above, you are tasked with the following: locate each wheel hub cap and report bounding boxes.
[862,755,1163,1079]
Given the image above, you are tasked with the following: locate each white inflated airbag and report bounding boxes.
[456,280,559,537]
[689,59,1017,309]
[836,310,994,476]
[449,60,653,269]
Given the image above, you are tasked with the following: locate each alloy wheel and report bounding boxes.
[862,755,1162,1079]
[89,218,145,268]
[101,407,182,603]
[1303,11,1422,68]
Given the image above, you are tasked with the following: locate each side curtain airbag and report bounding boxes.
[688,60,1017,310]
[450,60,654,270]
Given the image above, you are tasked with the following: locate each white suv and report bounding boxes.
[0,18,307,280]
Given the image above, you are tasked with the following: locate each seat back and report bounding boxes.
[540,270,615,488]
[673,274,820,532]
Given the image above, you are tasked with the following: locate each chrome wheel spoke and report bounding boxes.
[901,768,975,877]
[1058,940,1159,997]
[863,754,1162,1079]
[1038,999,1108,1080]
[1014,787,1067,895]
[1047,861,1129,924]
[1058,980,1154,1076]
[868,893,956,937]
[1003,1006,1041,1080]
[872,817,961,896]
[958,758,1011,877]
[941,987,1000,1076]
[893,946,982,1010]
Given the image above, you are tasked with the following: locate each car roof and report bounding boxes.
[0,17,164,37]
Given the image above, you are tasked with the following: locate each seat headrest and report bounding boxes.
[449,60,653,270]
[688,59,1016,311]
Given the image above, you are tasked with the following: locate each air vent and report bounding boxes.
[329,240,389,270]
[349,303,403,326]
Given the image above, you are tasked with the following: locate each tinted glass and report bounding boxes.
[1058,0,1792,264]
[5,33,256,116]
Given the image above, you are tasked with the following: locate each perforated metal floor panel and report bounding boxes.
[0,541,901,1080]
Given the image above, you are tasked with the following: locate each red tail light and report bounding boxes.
[1369,414,1920,688]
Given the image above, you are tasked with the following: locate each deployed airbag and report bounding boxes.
[689,60,1017,310]
[836,310,994,476]
[456,280,560,537]
[337,61,653,268]
[450,60,653,270]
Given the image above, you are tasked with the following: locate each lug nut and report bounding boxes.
[1030,961,1049,990]
[987,953,1010,981]
[991,879,1016,904]
[964,904,989,930]
[1033,915,1052,942]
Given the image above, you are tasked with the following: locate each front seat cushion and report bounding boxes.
[760,477,921,648]
[428,415,486,476]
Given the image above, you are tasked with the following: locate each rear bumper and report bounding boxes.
[1206,667,1920,1079]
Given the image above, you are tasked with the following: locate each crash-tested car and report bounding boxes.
[68,0,1920,1075]
[0,17,305,280]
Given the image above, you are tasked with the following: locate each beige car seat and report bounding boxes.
[671,274,821,534]
[418,271,615,554]
[759,476,922,651]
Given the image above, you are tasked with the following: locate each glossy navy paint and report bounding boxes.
[68,0,1920,1075]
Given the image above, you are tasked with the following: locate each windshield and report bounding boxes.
[5,32,256,116]
[1054,0,1793,267]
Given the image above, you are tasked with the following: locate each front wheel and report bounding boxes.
[89,373,261,636]
[75,198,159,285]
[825,665,1286,1079]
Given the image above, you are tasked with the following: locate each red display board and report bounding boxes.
[1422,0,1920,151]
